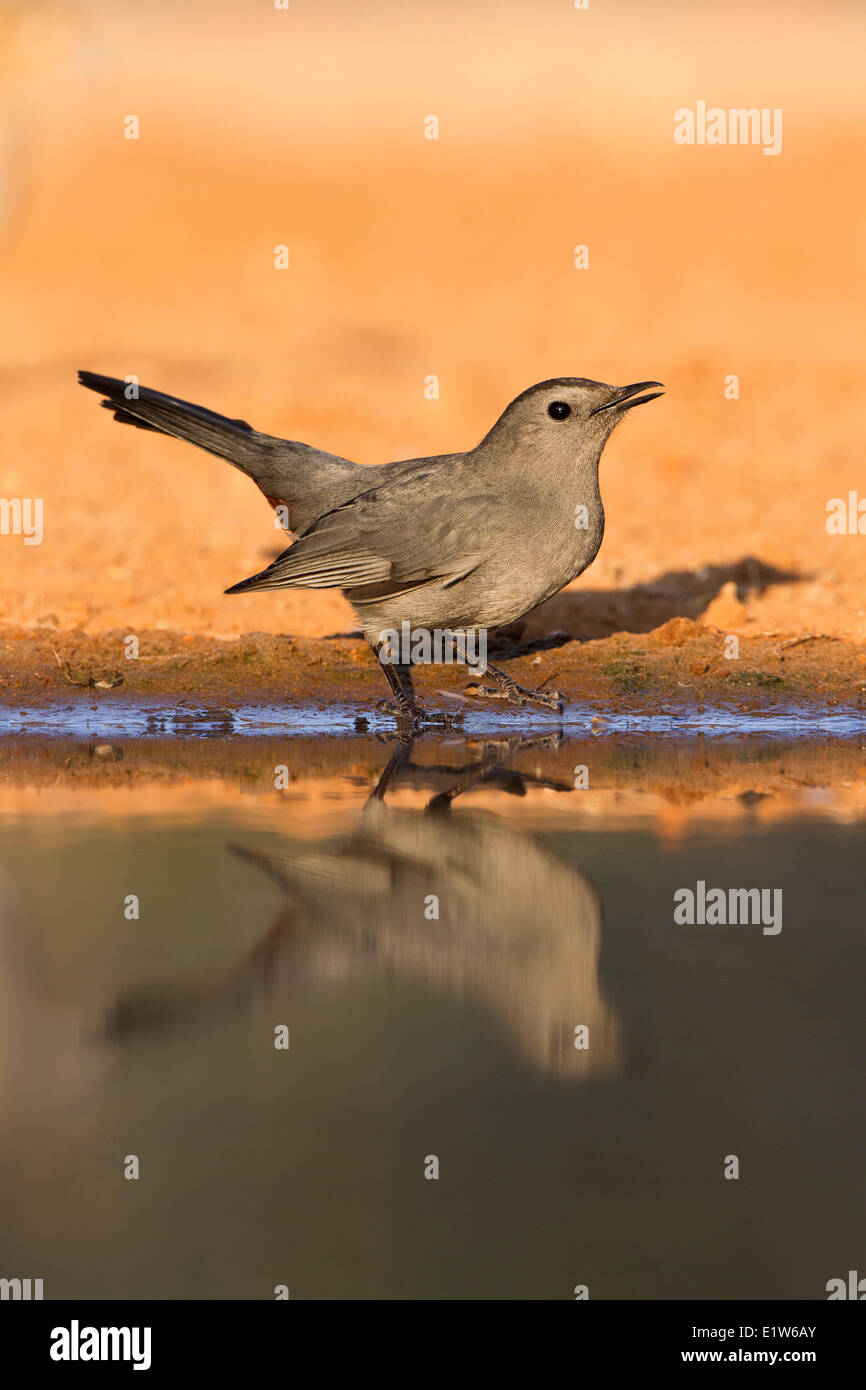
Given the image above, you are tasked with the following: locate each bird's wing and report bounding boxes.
[226,462,486,595]
[230,843,394,900]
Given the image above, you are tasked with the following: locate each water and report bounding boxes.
[0,730,863,1299]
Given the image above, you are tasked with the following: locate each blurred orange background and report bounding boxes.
[1,0,865,643]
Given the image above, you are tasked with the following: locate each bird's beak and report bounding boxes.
[591,381,665,415]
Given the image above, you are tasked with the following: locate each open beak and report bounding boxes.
[591,381,665,415]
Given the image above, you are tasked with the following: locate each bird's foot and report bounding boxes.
[463,677,564,714]
[376,697,461,730]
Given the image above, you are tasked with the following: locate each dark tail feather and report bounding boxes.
[224,567,276,595]
[79,370,256,463]
[101,401,162,432]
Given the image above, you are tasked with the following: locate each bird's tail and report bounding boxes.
[78,370,258,464]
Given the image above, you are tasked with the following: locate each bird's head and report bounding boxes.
[481,376,665,462]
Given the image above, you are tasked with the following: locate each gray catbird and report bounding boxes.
[99,734,620,1077]
[79,370,663,719]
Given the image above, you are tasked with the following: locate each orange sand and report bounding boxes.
[1,0,865,660]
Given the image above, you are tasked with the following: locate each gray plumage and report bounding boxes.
[95,737,622,1077]
[79,369,663,716]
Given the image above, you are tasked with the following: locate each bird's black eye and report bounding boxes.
[548,401,571,421]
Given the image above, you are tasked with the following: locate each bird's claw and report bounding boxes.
[376,698,461,730]
[528,687,565,713]
[463,682,564,714]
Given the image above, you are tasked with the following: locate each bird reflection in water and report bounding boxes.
[103,735,622,1080]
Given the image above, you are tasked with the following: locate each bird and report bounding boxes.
[97,734,622,1079]
[78,370,663,721]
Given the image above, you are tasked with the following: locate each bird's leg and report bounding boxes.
[373,645,457,727]
[425,732,563,809]
[463,660,564,714]
[367,732,415,803]
[374,645,420,719]
[426,736,526,810]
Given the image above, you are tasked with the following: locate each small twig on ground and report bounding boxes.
[51,648,124,689]
[773,634,837,656]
